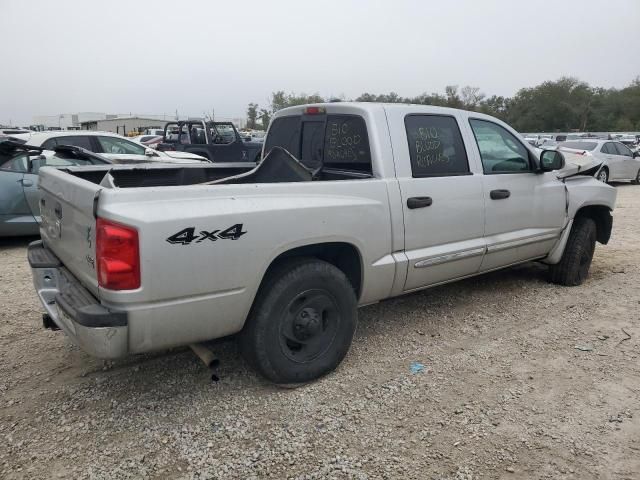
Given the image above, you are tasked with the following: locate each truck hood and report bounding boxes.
[557,152,602,179]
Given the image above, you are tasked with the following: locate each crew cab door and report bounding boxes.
[386,110,486,291]
[0,153,31,215]
[467,118,566,271]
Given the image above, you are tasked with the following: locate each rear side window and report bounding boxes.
[54,136,93,150]
[264,116,301,157]
[41,138,57,149]
[601,143,615,154]
[323,115,371,171]
[405,115,469,177]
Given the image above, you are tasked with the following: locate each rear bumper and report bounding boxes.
[28,241,128,359]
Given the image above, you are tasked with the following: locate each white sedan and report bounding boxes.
[557,140,640,184]
[11,131,209,163]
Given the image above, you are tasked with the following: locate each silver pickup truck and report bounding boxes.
[28,103,617,384]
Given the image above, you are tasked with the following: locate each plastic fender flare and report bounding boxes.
[542,219,574,265]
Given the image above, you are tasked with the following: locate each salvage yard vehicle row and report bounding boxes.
[28,102,616,384]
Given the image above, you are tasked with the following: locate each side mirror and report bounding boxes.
[539,150,565,172]
[28,155,45,173]
[633,151,640,158]
[144,148,156,157]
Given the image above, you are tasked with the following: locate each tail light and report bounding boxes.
[96,218,140,290]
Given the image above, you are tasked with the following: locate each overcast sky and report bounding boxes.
[1,0,639,125]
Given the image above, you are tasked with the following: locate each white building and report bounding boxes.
[32,112,108,130]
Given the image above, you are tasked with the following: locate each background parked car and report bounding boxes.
[0,140,113,236]
[12,131,209,163]
[130,134,164,148]
[557,140,640,183]
[157,120,262,162]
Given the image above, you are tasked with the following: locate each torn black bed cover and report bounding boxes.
[202,147,316,185]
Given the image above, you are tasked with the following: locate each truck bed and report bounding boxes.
[60,148,371,189]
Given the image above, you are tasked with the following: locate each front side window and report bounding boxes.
[54,136,93,150]
[0,153,28,172]
[614,142,632,157]
[469,119,531,173]
[211,124,236,144]
[96,136,145,155]
[404,115,469,177]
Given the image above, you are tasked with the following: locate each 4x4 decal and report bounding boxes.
[166,224,246,245]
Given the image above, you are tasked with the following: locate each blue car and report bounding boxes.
[0,138,112,237]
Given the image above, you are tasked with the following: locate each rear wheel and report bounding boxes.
[239,258,357,385]
[597,168,609,183]
[549,217,597,286]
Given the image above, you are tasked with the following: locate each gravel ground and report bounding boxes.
[1,184,639,480]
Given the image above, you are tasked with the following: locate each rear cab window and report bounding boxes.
[404,115,469,177]
[265,113,372,175]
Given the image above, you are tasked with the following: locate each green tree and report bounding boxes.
[246,103,259,129]
[259,109,271,130]
[270,91,325,112]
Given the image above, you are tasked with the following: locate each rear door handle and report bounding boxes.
[490,189,510,200]
[407,196,433,209]
[21,179,34,187]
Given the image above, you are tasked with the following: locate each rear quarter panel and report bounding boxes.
[97,180,396,351]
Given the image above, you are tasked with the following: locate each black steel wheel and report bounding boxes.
[239,258,357,385]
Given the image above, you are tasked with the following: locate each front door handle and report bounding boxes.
[21,179,34,187]
[407,196,433,209]
[490,189,510,200]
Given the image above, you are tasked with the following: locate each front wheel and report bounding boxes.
[549,217,597,286]
[239,259,357,385]
[632,168,640,185]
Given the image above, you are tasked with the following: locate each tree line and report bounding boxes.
[246,77,640,133]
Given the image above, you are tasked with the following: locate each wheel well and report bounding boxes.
[575,205,612,244]
[262,243,363,298]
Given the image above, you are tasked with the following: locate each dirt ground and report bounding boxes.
[1,184,639,480]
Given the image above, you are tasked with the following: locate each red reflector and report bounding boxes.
[304,106,325,115]
[96,218,140,290]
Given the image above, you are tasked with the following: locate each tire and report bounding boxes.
[549,217,597,286]
[239,258,357,384]
[597,168,609,183]
[632,168,640,185]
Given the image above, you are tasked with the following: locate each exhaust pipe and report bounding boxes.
[189,343,219,369]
